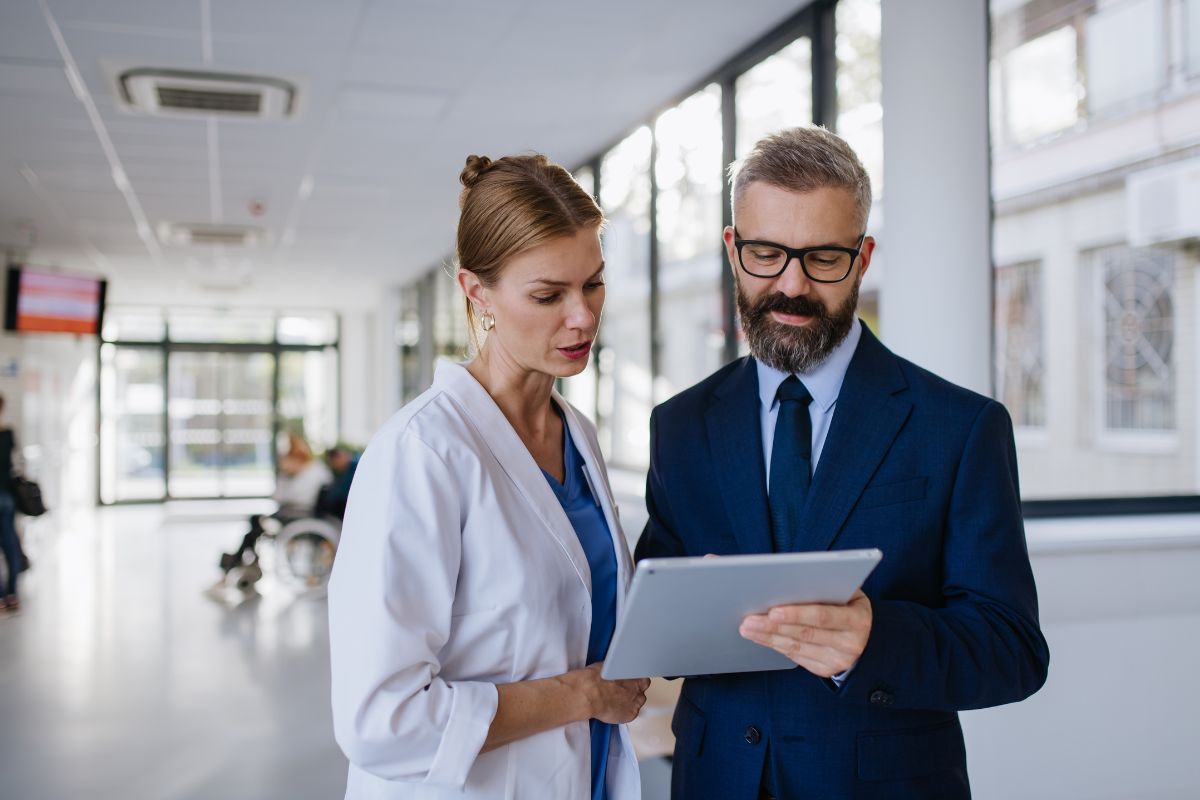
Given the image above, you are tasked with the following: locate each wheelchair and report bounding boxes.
[226,514,341,595]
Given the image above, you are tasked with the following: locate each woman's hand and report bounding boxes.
[485,664,651,752]
[569,663,650,724]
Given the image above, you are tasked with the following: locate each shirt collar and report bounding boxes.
[756,318,863,413]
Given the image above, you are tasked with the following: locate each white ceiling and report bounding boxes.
[0,0,810,308]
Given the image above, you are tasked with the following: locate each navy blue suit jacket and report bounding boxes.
[635,324,1049,800]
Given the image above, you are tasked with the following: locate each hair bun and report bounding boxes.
[460,155,495,189]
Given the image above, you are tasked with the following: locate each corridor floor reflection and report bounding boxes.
[0,501,347,800]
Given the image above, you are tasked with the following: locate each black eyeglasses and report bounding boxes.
[733,230,866,282]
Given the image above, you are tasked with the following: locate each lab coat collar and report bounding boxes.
[432,360,599,597]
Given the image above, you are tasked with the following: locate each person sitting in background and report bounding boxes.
[219,431,331,573]
[315,445,359,520]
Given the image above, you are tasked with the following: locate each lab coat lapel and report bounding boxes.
[557,393,633,616]
[434,361,592,596]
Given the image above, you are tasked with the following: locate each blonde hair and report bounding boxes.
[730,126,872,232]
[455,153,603,344]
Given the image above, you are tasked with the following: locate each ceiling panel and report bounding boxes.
[0,4,62,61]
[50,0,199,30]
[3,0,814,301]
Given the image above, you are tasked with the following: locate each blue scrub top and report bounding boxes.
[541,404,618,800]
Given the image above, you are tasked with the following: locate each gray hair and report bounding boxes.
[730,126,872,231]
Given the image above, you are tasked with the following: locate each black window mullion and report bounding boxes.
[721,74,738,365]
[813,0,839,129]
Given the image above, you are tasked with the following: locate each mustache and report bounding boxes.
[753,292,829,319]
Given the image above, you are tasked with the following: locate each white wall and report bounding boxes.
[963,519,1200,800]
[879,0,992,395]
[336,290,402,448]
[0,331,97,516]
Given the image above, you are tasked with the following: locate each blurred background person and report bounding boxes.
[219,431,331,575]
[316,445,360,521]
[0,394,24,612]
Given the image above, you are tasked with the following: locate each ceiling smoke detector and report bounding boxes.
[157,222,270,248]
[118,68,297,119]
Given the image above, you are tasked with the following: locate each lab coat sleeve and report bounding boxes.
[328,427,499,788]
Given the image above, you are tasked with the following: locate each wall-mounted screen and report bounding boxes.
[4,265,108,335]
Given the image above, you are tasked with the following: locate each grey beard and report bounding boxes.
[735,277,859,374]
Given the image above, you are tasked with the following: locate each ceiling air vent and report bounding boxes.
[157,222,270,248]
[118,68,297,119]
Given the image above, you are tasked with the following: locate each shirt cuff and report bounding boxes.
[831,662,857,687]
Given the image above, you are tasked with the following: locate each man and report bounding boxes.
[635,127,1049,799]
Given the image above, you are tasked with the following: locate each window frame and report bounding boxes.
[96,307,342,505]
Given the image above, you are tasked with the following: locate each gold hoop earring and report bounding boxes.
[480,311,495,332]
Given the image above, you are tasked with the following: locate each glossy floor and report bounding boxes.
[0,501,671,800]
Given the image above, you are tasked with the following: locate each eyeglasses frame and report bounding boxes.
[733,229,867,283]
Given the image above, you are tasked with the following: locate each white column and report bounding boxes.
[879,0,992,396]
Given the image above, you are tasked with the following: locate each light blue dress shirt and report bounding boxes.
[755,318,863,685]
[756,317,862,484]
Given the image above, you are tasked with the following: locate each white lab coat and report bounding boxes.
[328,360,640,800]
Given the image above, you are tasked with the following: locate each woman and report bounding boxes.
[329,153,648,799]
[220,432,331,573]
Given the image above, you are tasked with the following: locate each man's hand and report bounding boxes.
[739,590,873,679]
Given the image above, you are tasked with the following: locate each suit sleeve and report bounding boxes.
[327,428,498,788]
[844,400,1050,711]
[635,407,687,561]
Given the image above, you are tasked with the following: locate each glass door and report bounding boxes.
[167,350,275,498]
[99,345,166,503]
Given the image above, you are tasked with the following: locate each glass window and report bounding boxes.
[433,269,470,362]
[994,262,1046,429]
[167,309,275,343]
[991,0,1199,501]
[279,348,340,451]
[836,0,883,339]
[277,311,338,345]
[1084,0,1165,114]
[735,36,812,158]
[998,26,1080,145]
[101,307,165,342]
[1094,245,1174,433]
[599,126,653,469]
[836,0,883,198]
[655,84,725,400]
[398,279,425,405]
[167,351,275,498]
[99,345,165,503]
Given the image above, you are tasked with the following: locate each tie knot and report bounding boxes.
[776,375,812,405]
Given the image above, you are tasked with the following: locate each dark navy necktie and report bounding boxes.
[768,376,813,553]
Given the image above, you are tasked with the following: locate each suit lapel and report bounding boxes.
[435,361,592,596]
[705,358,774,555]
[796,325,912,553]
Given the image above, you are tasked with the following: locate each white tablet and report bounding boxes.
[601,549,882,680]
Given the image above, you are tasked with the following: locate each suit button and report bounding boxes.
[869,689,895,706]
[744,725,761,745]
